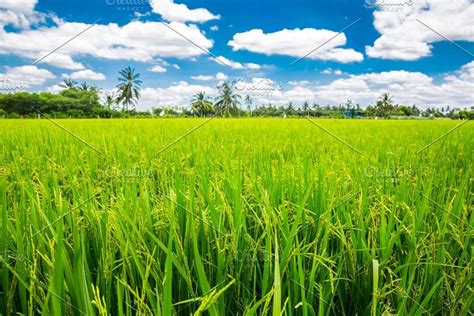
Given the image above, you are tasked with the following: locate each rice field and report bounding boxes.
[0,118,472,315]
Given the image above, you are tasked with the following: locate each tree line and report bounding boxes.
[0,67,472,119]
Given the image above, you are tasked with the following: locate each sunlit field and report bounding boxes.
[0,118,472,315]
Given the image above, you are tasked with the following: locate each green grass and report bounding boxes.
[0,118,472,315]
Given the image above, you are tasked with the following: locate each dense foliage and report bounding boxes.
[0,89,106,118]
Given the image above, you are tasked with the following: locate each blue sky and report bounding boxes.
[0,0,473,109]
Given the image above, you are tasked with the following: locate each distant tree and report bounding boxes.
[244,95,253,115]
[302,101,309,115]
[104,92,117,110]
[458,110,472,120]
[215,82,241,117]
[60,79,78,90]
[0,89,103,117]
[375,93,394,117]
[344,100,356,118]
[79,82,90,91]
[116,67,142,112]
[380,93,394,110]
[286,102,295,115]
[191,92,214,117]
[398,105,412,116]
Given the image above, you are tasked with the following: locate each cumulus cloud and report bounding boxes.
[191,75,214,81]
[0,0,37,13]
[321,68,343,75]
[223,62,474,109]
[150,0,220,23]
[0,65,55,88]
[215,72,228,81]
[137,81,216,109]
[191,72,228,81]
[366,0,474,60]
[46,84,64,94]
[149,65,167,73]
[210,25,219,31]
[228,28,364,63]
[149,59,181,73]
[0,0,50,29]
[63,69,106,81]
[288,80,310,86]
[211,56,261,70]
[116,62,473,110]
[35,53,85,70]
[0,20,213,69]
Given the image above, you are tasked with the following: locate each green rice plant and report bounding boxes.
[0,118,472,315]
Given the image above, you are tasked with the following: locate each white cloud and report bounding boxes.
[0,20,213,69]
[63,69,106,81]
[0,65,54,87]
[190,75,213,81]
[210,25,219,31]
[124,62,473,110]
[366,0,474,60]
[191,72,228,81]
[137,81,216,109]
[150,0,220,23]
[212,56,261,70]
[288,80,310,86]
[149,59,181,73]
[46,84,64,94]
[34,53,85,70]
[149,65,167,73]
[215,72,228,81]
[228,28,363,63]
[0,0,47,29]
[0,0,37,13]
[321,68,343,75]
[230,62,474,109]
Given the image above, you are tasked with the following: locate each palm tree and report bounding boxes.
[379,93,394,110]
[60,79,78,90]
[116,67,142,112]
[303,101,309,115]
[214,82,241,117]
[104,92,117,110]
[244,95,253,116]
[286,102,294,115]
[376,93,394,117]
[191,92,214,117]
[79,82,90,91]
